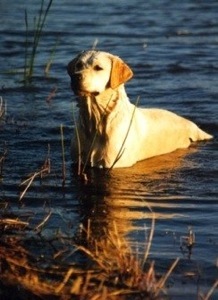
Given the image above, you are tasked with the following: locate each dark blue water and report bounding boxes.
[0,1,217,299]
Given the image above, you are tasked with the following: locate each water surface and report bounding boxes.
[0,1,217,299]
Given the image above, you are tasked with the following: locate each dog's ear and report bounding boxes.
[109,56,133,89]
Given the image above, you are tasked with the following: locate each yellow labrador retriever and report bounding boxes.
[67,50,213,168]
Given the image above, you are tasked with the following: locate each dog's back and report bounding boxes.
[68,50,213,168]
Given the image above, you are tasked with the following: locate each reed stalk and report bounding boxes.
[24,9,29,84]
[60,124,66,187]
[203,280,218,300]
[72,104,82,176]
[44,37,59,76]
[109,96,140,170]
[19,153,50,202]
[0,145,8,178]
[142,200,156,266]
[34,210,52,233]
[0,96,6,119]
[24,0,53,83]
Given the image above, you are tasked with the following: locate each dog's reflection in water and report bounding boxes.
[73,147,197,243]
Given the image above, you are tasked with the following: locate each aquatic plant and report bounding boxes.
[24,0,53,83]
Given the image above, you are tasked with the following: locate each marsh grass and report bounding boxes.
[0,174,164,299]
[0,211,173,300]
[24,0,53,83]
[0,144,217,299]
[1,209,216,300]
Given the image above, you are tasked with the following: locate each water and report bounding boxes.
[0,0,217,298]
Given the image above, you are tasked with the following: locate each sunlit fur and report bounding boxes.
[67,50,213,168]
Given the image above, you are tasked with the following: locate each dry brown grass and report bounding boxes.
[19,145,51,202]
[0,210,179,300]
[1,209,217,300]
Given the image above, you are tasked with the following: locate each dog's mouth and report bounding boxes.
[72,87,100,97]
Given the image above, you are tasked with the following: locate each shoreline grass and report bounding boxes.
[0,214,168,300]
[1,210,216,300]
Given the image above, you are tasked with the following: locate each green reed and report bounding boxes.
[24,0,53,83]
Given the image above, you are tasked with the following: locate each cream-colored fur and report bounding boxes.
[67,50,213,168]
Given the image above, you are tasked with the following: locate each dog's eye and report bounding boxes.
[94,65,103,71]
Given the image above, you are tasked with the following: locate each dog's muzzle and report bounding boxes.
[70,73,99,97]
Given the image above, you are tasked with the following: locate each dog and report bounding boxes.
[67,50,213,168]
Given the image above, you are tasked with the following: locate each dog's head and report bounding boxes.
[67,50,133,96]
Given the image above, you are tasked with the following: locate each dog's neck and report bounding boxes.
[78,85,128,137]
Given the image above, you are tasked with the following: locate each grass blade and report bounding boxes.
[203,280,218,300]
[109,96,140,170]
[24,9,29,82]
[25,0,53,81]
[72,103,82,176]
[60,124,66,187]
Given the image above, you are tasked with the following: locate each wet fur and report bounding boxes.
[67,50,213,168]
